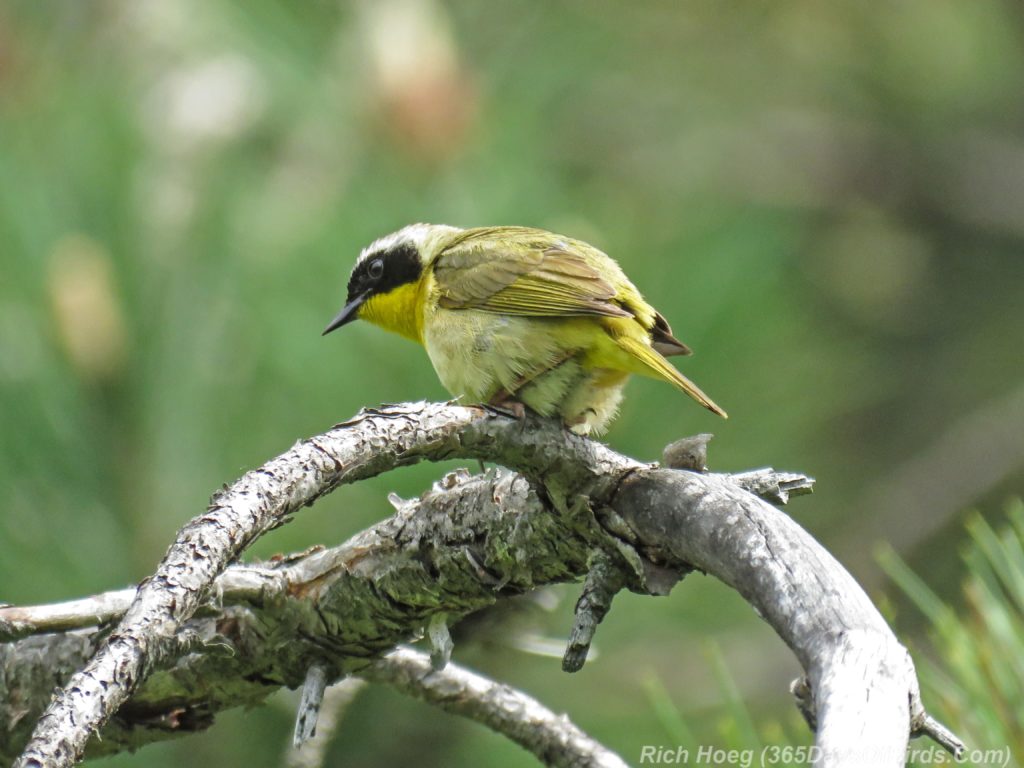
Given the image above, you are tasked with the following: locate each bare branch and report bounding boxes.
[611,470,929,767]
[0,470,629,767]
[0,589,137,642]
[284,678,366,768]
[725,468,815,505]
[293,664,329,748]
[2,402,957,768]
[912,715,965,760]
[285,648,632,768]
[2,467,593,763]
[363,648,629,768]
[15,402,551,768]
[562,551,626,673]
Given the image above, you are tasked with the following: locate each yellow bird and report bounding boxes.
[324,224,726,435]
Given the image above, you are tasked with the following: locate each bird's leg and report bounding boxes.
[481,391,529,472]
[485,350,578,426]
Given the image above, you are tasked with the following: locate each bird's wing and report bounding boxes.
[432,231,632,319]
[650,311,692,357]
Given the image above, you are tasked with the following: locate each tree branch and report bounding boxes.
[284,677,366,768]
[2,402,960,767]
[1,466,602,763]
[364,648,629,768]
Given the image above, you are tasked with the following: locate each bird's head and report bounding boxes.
[323,223,461,341]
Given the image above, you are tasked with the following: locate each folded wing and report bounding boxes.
[433,231,631,319]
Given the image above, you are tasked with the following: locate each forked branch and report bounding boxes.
[1,402,961,768]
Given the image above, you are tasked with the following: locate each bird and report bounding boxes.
[323,224,726,435]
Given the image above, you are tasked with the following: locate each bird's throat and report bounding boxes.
[359,281,425,343]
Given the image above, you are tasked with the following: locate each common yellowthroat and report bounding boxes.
[324,224,726,435]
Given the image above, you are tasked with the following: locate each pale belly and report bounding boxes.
[423,308,629,435]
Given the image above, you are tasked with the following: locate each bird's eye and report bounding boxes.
[369,259,384,280]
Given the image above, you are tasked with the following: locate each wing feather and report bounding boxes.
[434,235,630,319]
[650,311,692,356]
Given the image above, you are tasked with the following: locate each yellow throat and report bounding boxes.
[358,279,426,343]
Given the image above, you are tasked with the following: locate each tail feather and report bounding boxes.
[617,335,728,418]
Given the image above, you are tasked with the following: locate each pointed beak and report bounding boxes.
[322,293,368,336]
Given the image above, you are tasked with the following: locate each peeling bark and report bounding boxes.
[0,403,961,767]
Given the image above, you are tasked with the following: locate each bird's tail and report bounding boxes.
[616,336,728,418]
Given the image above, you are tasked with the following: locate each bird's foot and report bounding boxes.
[485,390,528,420]
[564,408,598,436]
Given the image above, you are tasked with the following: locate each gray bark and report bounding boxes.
[284,677,366,768]
[2,467,614,764]
[0,402,960,767]
[364,649,629,768]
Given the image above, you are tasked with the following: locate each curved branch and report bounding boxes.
[0,465,813,765]
[6,402,959,768]
[12,403,540,768]
[365,649,628,768]
[286,649,630,768]
[3,466,575,763]
[611,470,959,765]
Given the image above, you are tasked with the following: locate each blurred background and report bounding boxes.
[2,1,1023,765]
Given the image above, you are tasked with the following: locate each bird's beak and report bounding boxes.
[322,293,368,336]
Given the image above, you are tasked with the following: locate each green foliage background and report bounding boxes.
[1,1,1023,765]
